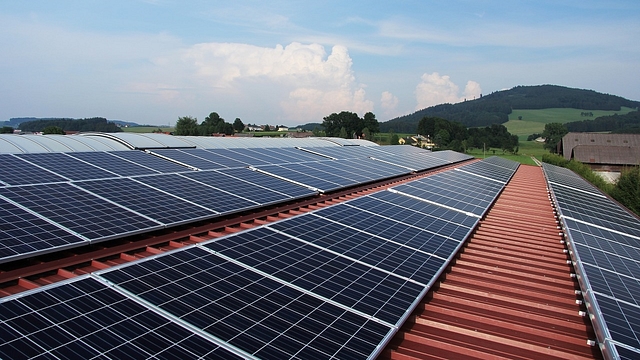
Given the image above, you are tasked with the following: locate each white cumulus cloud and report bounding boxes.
[415,72,482,110]
[380,91,399,118]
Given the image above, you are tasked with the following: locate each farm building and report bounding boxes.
[561,132,640,171]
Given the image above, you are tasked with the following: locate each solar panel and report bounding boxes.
[254,164,343,192]
[182,169,312,205]
[370,153,450,172]
[204,227,425,326]
[149,149,225,170]
[295,161,370,184]
[250,147,323,164]
[0,277,242,359]
[0,183,163,242]
[15,152,118,181]
[0,154,68,185]
[219,168,317,199]
[67,151,162,177]
[205,148,268,167]
[0,197,86,264]
[457,159,517,183]
[339,158,410,179]
[543,163,602,195]
[99,247,393,359]
[134,173,260,214]
[267,147,328,162]
[75,178,217,226]
[110,151,191,173]
[427,150,474,163]
[551,185,640,238]
[268,213,447,286]
[184,149,249,168]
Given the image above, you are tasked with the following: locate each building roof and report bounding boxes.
[572,145,640,165]
[562,132,640,163]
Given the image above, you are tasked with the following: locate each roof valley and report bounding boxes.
[383,164,603,360]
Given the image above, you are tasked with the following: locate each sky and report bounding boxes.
[1,1,639,127]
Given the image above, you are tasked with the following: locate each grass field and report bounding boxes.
[505,107,636,140]
[464,140,547,166]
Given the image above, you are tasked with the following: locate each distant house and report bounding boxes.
[245,125,263,132]
[560,132,640,171]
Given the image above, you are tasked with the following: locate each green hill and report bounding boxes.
[380,85,640,133]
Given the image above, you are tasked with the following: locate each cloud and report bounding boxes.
[415,72,481,110]
[380,91,399,117]
[181,42,372,121]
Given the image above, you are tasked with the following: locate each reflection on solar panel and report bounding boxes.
[99,247,393,359]
[67,151,162,177]
[15,152,118,181]
[544,162,640,359]
[456,160,515,183]
[110,151,191,173]
[0,183,162,242]
[149,149,224,170]
[200,148,261,167]
[255,164,343,192]
[135,173,259,214]
[371,153,450,172]
[0,154,68,185]
[0,198,85,264]
[183,168,316,205]
[75,178,217,226]
[0,277,242,359]
[205,227,425,326]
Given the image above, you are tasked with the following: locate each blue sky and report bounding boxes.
[1,1,638,127]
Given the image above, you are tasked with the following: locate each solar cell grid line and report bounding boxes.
[370,154,450,172]
[267,213,449,286]
[66,151,163,177]
[224,148,276,165]
[74,177,218,227]
[176,148,241,169]
[0,197,87,264]
[149,149,226,170]
[182,169,298,205]
[589,293,640,356]
[0,276,242,359]
[456,161,516,183]
[253,164,343,193]
[194,149,251,168]
[97,246,394,360]
[409,172,503,204]
[14,152,120,181]
[203,227,426,326]
[577,250,640,306]
[0,154,69,185]
[0,182,163,242]
[480,156,521,171]
[329,158,408,181]
[390,183,487,217]
[134,173,260,214]
[309,200,471,258]
[285,162,362,187]
[299,161,373,184]
[109,150,192,173]
[267,147,330,162]
[217,168,317,200]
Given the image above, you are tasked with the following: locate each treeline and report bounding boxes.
[18,117,122,132]
[542,153,640,216]
[321,111,379,139]
[565,110,640,133]
[174,113,244,136]
[380,85,640,132]
[416,116,519,153]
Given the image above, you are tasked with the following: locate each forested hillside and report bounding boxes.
[18,117,122,132]
[565,110,640,133]
[380,85,640,133]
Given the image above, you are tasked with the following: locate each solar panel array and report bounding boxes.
[543,163,640,359]
[0,156,518,359]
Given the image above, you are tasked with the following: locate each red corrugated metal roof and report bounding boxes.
[383,164,603,360]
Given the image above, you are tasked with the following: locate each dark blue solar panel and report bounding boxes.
[134,173,259,214]
[268,214,447,285]
[183,169,310,205]
[370,153,450,172]
[0,183,162,242]
[150,149,224,170]
[219,168,317,199]
[75,178,217,226]
[205,148,267,167]
[594,295,640,352]
[255,164,343,192]
[0,198,86,263]
[67,151,162,177]
[266,147,328,162]
[205,227,425,326]
[0,154,68,185]
[109,151,191,173]
[296,162,370,184]
[0,277,240,359]
[99,247,392,359]
[457,160,516,183]
[15,152,118,181]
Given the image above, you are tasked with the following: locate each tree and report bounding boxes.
[200,112,225,135]
[389,131,399,145]
[362,112,379,137]
[0,126,13,134]
[541,122,568,153]
[611,167,640,215]
[174,116,199,136]
[42,126,65,135]
[339,126,348,139]
[362,127,371,140]
[233,118,244,133]
[264,124,271,131]
[312,126,325,137]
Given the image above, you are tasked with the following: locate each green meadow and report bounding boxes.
[122,126,174,133]
[505,107,635,140]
